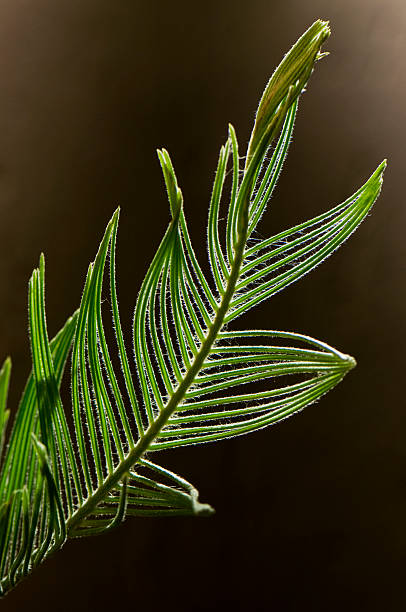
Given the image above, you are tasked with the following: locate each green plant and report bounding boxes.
[0,20,385,596]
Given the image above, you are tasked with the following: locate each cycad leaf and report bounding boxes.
[0,20,387,597]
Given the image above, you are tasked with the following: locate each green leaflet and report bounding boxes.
[0,20,386,596]
[0,358,11,464]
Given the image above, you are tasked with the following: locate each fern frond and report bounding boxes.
[0,19,386,596]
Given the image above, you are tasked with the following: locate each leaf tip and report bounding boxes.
[228,122,236,137]
[334,351,356,373]
[193,501,216,517]
[370,159,387,188]
[190,487,215,516]
[344,354,356,371]
[1,356,12,373]
[157,147,183,218]
[313,19,331,43]
[246,19,331,164]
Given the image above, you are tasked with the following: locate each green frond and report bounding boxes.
[0,20,386,597]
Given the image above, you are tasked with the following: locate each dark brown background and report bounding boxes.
[0,0,404,610]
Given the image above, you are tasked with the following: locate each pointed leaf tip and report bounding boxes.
[368,159,387,187]
[340,353,356,372]
[379,158,388,173]
[112,207,121,222]
[0,356,11,376]
[157,148,183,218]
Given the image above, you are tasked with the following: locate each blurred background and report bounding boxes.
[0,0,405,610]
